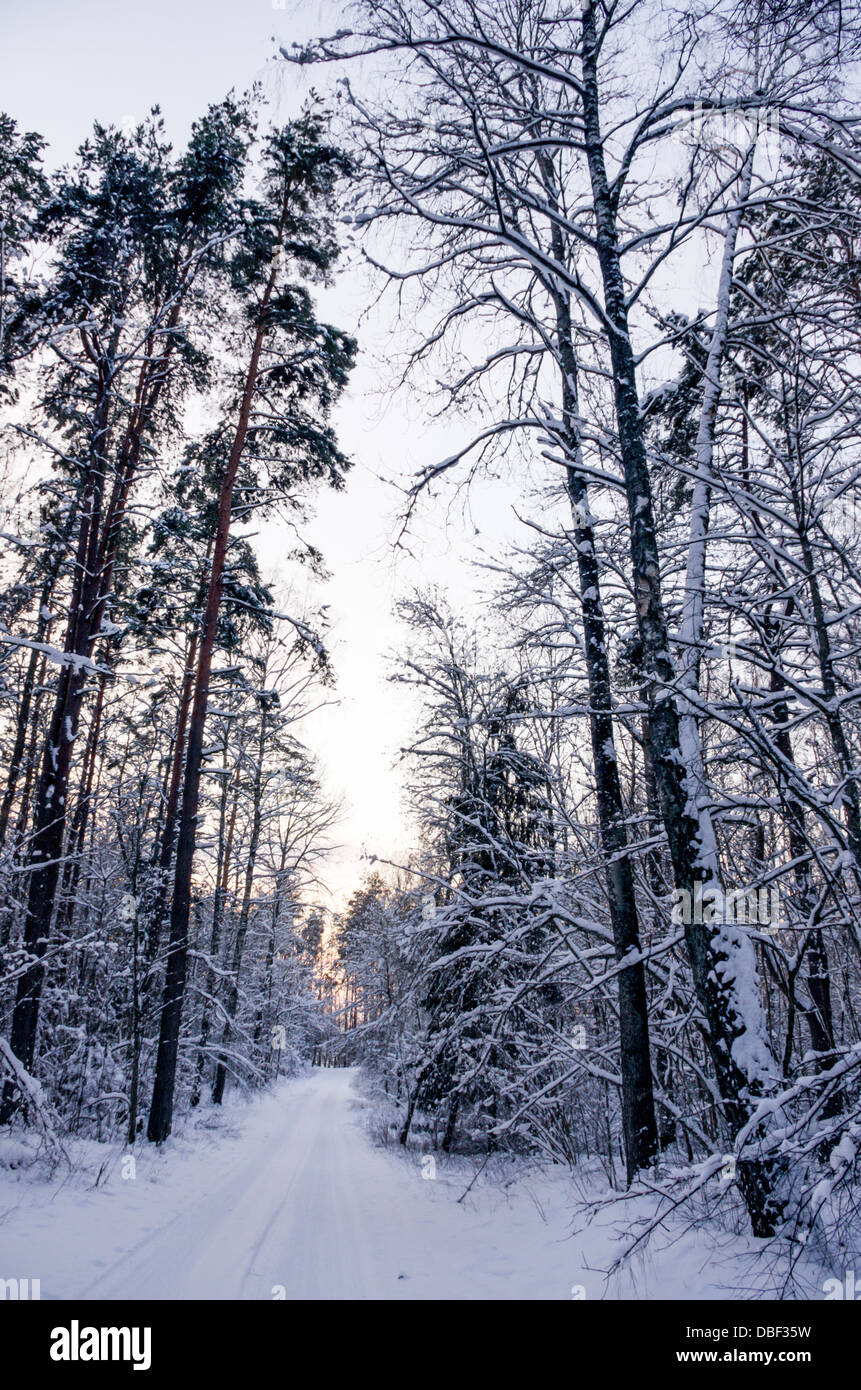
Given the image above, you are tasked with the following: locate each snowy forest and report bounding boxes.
[2,0,861,1306]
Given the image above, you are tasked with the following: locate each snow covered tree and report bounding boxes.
[0,97,256,1122]
[147,106,356,1142]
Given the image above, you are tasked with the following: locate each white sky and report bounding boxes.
[0,0,533,903]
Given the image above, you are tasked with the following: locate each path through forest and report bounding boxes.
[88,1067,490,1300]
[0,1068,763,1300]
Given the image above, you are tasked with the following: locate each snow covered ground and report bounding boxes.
[0,1068,828,1300]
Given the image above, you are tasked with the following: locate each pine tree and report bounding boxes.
[147,107,356,1141]
[0,97,254,1121]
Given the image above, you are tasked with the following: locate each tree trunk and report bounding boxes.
[539,152,658,1180]
[212,705,268,1104]
[147,260,279,1142]
[580,0,779,1234]
[1,320,183,1120]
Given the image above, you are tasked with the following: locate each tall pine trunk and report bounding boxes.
[147,262,279,1142]
[211,705,268,1104]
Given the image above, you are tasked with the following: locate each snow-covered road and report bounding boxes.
[1,1068,588,1300]
[0,1067,764,1299]
[86,1068,403,1300]
[87,1066,496,1301]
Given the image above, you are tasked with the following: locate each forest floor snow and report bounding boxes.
[0,1066,830,1299]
